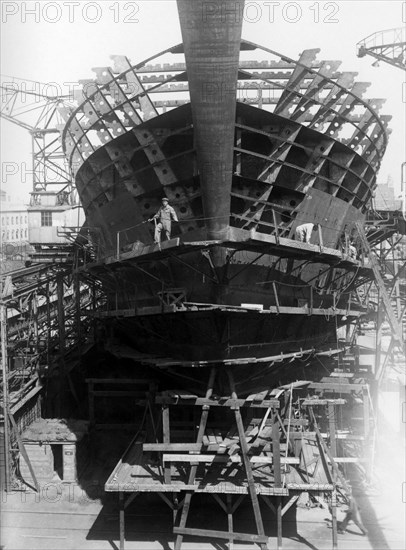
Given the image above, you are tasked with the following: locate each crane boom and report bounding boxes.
[357,27,406,71]
[1,74,75,193]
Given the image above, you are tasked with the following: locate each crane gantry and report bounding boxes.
[1,76,84,256]
[357,27,406,221]
[1,75,74,195]
[357,27,406,71]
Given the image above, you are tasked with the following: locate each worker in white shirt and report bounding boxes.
[295,222,319,243]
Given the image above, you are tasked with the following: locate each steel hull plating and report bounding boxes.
[62,37,389,375]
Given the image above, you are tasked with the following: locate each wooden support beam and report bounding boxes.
[309,407,350,494]
[119,491,125,550]
[271,414,283,549]
[232,495,245,514]
[328,402,337,457]
[85,378,155,384]
[213,493,227,513]
[88,381,94,425]
[281,494,299,516]
[318,224,324,251]
[261,495,276,514]
[162,454,300,464]
[363,387,370,439]
[174,367,216,550]
[287,483,333,490]
[272,282,281,314]
[8,412,39,493]
[331,486,338,549]
[276,496,282,550]
[227,494,234,550]
[162,406,171,484]
[272,416,282,488]
[157,491,174,509]
[144,443,202,452]
[302,398,346,406]
[155,395,280,408]
[308,285,313,316]
[92,391,147,397]
[308,382,366,392]
[173,495,182,526]
[124,492,139,510]
[173,526,268,544]
[328,457,366,463]
[227,369,267,550]
[272,209,280,245]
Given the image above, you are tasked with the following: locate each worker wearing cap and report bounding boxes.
[149,197,178,244]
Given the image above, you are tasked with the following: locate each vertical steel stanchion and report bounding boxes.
[1,297,11,492]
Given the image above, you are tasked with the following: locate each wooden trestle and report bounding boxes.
[105,364,373,550]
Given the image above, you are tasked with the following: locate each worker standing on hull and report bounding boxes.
[295,222,319,243]
[150,197,178,244]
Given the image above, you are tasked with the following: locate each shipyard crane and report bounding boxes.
[0,76,83,258]
[357,26,406,222]
[0,75,74,193]
[357,27,406,222]
[356,30,406,384]
[357,27,406,70]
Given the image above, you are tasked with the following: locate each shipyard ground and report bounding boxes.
[2,402,405,548]
[1,422,404,550]
[1,332,404,550]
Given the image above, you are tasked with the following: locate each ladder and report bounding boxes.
[355,221,404,347]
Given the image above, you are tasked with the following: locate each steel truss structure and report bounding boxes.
[0,76,75,197]
[0,262,105,491]
[357,28,406,71]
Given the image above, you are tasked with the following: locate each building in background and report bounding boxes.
[1,190,29,246]
[0,190,31,270]
[374,176,402,211]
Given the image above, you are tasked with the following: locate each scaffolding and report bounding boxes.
[105,363,374,550]
[0,74,84,257]
[0,261,105,491]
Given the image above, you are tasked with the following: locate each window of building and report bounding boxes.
[11,217,14,224]
[25,216,27,223]
[11,230,15,239]
[41,211,52,226]
[20,216,23,224]
[16,229,19,239]
[25,229,28,238]
[6,217,9,225]
[6,231,9,240]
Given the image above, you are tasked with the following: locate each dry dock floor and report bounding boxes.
[1,331,404,550]
[1,420,404,550]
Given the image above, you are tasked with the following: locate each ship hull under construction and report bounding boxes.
[61,20,390,383]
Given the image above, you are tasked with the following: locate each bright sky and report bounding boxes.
[1,0,405,202]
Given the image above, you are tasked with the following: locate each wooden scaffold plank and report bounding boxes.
[174,367,217,550]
